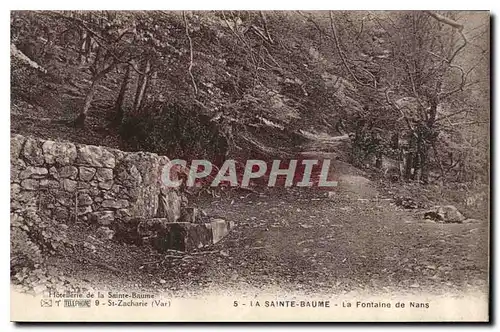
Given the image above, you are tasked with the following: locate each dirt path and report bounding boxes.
[189,176,488,296]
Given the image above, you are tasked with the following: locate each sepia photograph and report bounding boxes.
[9,9,490,322]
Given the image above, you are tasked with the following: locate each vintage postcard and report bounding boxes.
[10,10,490,322]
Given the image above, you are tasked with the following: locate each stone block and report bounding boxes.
[77,145,115,168]
[22,138,44,166]
[11,134,26,160]
[79,167,96,181]
[136,218,234,252]
[42,140,77,165]
[96,168,113,182]
[19,166,48,179]
[59,166,78,179]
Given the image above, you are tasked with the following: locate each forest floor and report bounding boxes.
[13,158,489,298]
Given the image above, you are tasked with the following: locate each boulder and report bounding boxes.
[424,205,466,223]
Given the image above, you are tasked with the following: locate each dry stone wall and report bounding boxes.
[10,134,182,225]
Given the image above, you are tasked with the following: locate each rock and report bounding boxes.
[77,193,93,206]
[20,179,39,190]
[11,183,21,196]
[98,180,113,190]
[209,218,233,244]
[115,163,142,185]
[11,134,26,160]
[13,190,37,207]
[49,166,59,180]
[19,166,48,179]
[39,179,60,189]
[61,179,77,192]
[101,199,129,209]
[103,192,116,200]
[11,159,26,183]
[59,166,78,179]
[79,167,96,181]
[57,192,74,207]
[90,211,115,225]
[96,226,115,240]
[424,205,466,223]
[129,165,142,184]
[77,145,115,168]
[42,140,77,165]
[22,138,44,166]
[96,168,113,182]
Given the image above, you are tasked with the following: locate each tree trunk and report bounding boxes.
[133,59,151,113]
[79,31,87,64]
[419,145,429,184]
[138,71,151,111]
[113,65,131,125]
[74,80,98,127]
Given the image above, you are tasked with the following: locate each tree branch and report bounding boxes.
[329,11,377,89]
